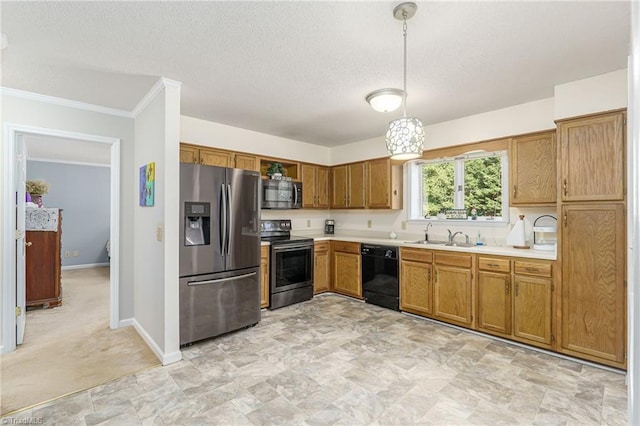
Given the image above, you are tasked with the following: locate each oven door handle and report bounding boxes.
[187,272,257,286]
[272,245,312,252]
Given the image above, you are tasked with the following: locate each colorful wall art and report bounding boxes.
[139,162,155,207]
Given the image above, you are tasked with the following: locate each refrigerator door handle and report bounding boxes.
[220,183,227,255]
[293,183,298,206]
[186,271,257,286]
[226,184,232,255]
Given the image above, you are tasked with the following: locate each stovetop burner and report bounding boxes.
[260,219,312,245]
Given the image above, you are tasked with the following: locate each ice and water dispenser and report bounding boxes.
[184,202,211,246]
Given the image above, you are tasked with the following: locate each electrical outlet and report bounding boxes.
[64,250,71,258]
[306,220,311,228]
[156,225,164,242]
[401,221,407,230]
[73,250,79,257]
[367,220,372,228]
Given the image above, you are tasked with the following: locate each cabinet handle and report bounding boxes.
[512,185,517,199]
[487,263,499,268]
[563,179,568,196]
[427,270,431,282]
[25,241,32,247]
[505,279,510,295]
[515,283,519,297]
[435,270,438,282]
[563,213,567,228]
[525,267,539,272]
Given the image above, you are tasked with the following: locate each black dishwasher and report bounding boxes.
[361,244,399,311]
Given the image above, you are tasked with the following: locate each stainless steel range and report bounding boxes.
[261,220,314,309]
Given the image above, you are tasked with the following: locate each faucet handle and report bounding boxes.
[464,234,470,243]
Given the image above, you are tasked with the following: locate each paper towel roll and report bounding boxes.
[506,215,529,249]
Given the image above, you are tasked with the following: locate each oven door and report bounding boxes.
[270,243,313,294]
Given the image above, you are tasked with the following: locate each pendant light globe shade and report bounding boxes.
[385,117,424,160]
[366,88,404,112]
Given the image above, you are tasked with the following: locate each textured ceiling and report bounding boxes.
[0,1,631,147]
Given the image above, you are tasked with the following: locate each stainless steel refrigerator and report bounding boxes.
[179,163,261,345]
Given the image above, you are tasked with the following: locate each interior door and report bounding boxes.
[16,135,27,345]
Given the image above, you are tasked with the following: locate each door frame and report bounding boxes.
[2,123,121,353]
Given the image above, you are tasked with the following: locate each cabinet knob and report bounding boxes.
[25,241,32,247]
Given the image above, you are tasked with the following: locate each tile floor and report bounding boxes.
[3,295,627,425]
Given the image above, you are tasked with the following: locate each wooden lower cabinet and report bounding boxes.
[26,210,62,309]
[433,253,474,328]
[313,241,330,294]
[260,246,270,308]
[560,203,626,368]
[331,241,361,298]
[400,247,433,317]
[513,273,552,347]
[477,270,511,336]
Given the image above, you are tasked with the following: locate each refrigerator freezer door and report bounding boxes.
[179,163,226,277]
[225,168,261,271]
[179,267,261,345]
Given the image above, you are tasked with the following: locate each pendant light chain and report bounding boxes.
[402,14,408,118]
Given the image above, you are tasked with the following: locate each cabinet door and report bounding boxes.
[234,153,259,171]
[561,203,625,365]
[510,132,556,205]
[513,274,552,346]
[348,162,366,208]
[559,111,625,201]
[200,148,233,167]
[316,166,330,208]
[301,164,317,208]
[314,243,330,294]
[400,260,433,317]
[366,158,391,208]
[180,145,199,164]
[26,228,62,308]
[333,251,362,298]
[330,165,348,208]
[433,265,473,327]
[477,271,511,336]
[260,246,269,308]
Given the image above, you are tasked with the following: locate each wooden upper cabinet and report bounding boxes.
[301,164,329,209]
[348,163,366,208]
[180,145,199,164]
[366,158,403,209]
[330,162,365,209]
[510,131,556,205]
[200,148,233,167]
[558,110,625,202]
[234,153,259,171]
[560,203,626,367]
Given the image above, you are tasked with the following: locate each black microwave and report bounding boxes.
[261,179,303,209]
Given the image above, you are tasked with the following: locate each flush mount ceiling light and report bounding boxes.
[384,2,425,161]
[365,88,404,113]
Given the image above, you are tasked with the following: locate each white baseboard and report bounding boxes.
[119,318,133,328]
[132,319,182,366]
[62,262,110,271]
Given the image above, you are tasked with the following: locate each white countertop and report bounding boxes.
[289,231,556,261]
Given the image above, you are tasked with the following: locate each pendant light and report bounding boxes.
[385,2,424,160]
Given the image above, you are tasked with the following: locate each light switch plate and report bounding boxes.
[307,219,311,228]
[156,225,163,242]
[367,220,372,228]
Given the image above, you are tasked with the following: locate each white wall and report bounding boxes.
[181,116,331,165]
[555,69,628,119]
[133,80,181,365]
[0,94,136,343]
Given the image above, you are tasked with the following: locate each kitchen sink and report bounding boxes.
[445,242,476,248]
[404,240,447,245]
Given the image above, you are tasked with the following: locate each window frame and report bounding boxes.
[407,149,510,224]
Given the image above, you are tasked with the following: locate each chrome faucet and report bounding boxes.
[448,229,463,244]
[425,222,433,242]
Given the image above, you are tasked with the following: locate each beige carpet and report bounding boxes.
[0,266,160,415]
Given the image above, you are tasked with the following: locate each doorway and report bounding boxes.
[1,124,121,353]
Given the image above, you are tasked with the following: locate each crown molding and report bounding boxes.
[131,77,182,118]
[0,87,133,118]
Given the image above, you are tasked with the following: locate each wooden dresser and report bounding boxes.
[26,209,62,309]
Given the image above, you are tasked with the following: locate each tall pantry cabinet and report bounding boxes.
[556,109,626,369]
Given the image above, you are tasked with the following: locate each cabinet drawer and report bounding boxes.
[514,260,552,277]
[314,241,330,252]
[401,247,432,263]
[332,241,360,254]
[435,252,472,268]
[478,257,510,273]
